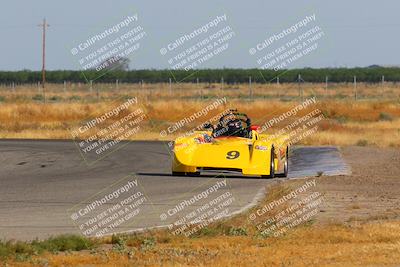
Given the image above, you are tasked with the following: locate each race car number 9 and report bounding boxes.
[226,150,240,159]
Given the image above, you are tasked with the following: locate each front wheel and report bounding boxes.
[276,147,289,178]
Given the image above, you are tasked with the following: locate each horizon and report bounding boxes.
[1,0,399,71]
[2,65,399,72]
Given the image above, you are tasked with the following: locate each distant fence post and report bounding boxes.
[249,76,252,100]
[63,80,67,93]
[221,77,224,90]
[89,80,93,93]
[353,76,357,101]
[325,76,328,96]
[276,77,280,99]
[169,78,172,95]
[116,79,119,90]
[297,74,303,102]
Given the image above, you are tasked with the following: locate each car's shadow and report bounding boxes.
[136,172,270,180]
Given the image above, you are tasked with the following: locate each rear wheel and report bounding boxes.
[283,148,289,177]
[282,160,288,177]
[261,147,275,179]
[276,147,289,178]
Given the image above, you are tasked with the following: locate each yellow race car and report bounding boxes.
[172,110,289,178]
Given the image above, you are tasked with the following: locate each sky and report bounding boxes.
[0,0,399,70]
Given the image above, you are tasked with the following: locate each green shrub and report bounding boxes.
[68,95,81,101]
[38,235,94,252]
[356,139,368,146]
[336,116,348,124]
[378,112,393,121]
[49,95,62,101]
[140,237,156,251]
[14,241,35,254]
[0,235,94,261]
[192,227,220,237]
[228,227,247,236]
[0,242,12,259]
[32,94,44,101]
[335,93,347,99]
[111,235,127,253]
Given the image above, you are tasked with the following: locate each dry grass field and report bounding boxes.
[5,222,400,266]
[0,82,399,147]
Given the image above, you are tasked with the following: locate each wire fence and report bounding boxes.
[0,78,399,103]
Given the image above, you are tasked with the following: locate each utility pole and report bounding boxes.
[38,18,49,102]
[353,76,357,101]
[325,76,328,95]
[169,78,172,95]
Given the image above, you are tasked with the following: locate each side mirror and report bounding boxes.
[203,122,213,130]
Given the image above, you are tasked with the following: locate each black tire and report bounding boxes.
[261,147,275,179]
[187,172,201,177]
[283,148,289,177]
[172,172,186,176]
[276,147,289,178]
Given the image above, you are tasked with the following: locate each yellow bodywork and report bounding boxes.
[172,130,288,177]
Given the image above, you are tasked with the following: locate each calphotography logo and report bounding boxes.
[159,97,227,138]
[160,13,236,79]
[70,12,147,80]
[71,97,148,165]
[250,13,325,73]
[68,175,149,238]
[249,180,324,237]
[1,1,399,266]
[159,178,239,237]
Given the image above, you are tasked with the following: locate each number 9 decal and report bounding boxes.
[226,150,240,159]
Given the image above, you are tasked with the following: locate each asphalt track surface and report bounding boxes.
[0,140,350,240]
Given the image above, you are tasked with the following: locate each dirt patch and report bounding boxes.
[309,146,400,223]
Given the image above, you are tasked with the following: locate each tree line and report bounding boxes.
[0,67,398,84]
